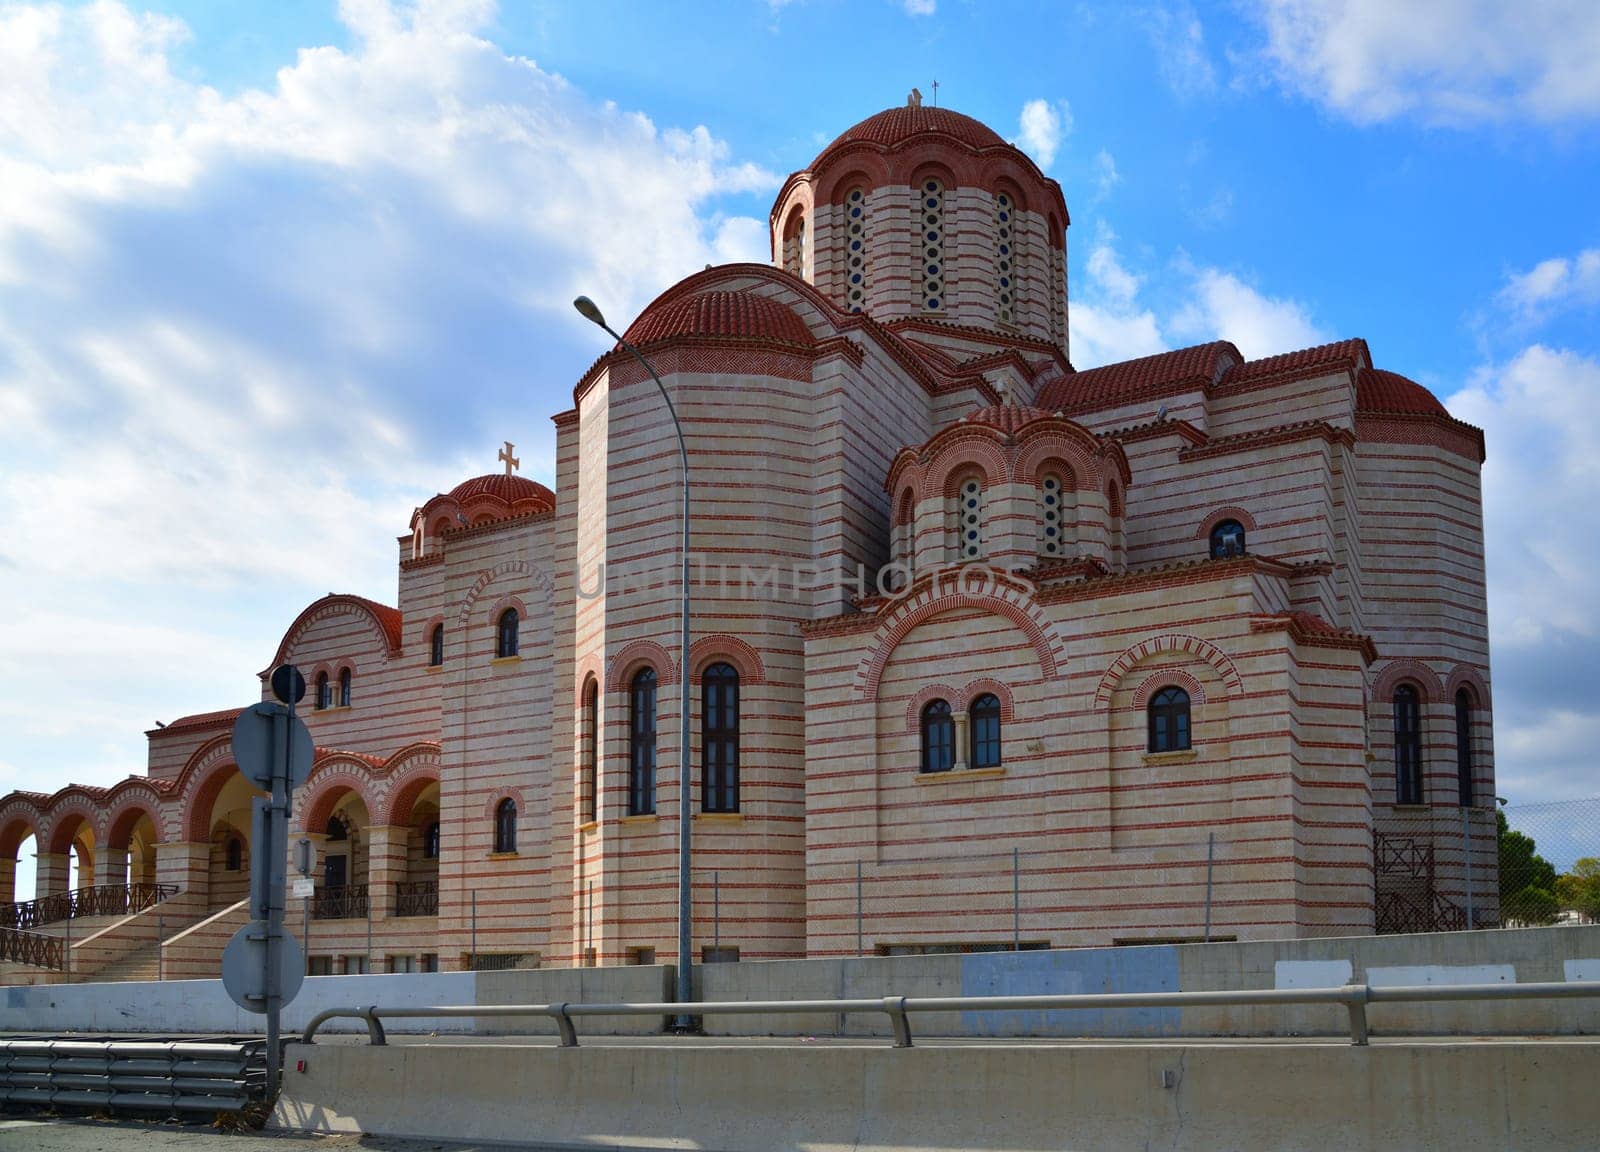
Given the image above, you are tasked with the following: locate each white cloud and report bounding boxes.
[1015,98,1071,169]
[1169,267,1327,354]
[902,0,936,14]
[1091,149,1121,201]
[1146,4,1217,99]
[0,0,775,800]
[1247,0,1600,124]
[1497,249,1600,326]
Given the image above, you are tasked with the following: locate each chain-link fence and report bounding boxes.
[1498,797,1600,928]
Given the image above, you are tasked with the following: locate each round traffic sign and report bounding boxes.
[231,703,314,790]
[220,920,305,1014]
[270,664,307,705]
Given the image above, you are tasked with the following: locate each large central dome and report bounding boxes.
[811,105,1008,167]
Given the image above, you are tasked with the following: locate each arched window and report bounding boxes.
[315,671,331,711]
[995,191,1016,324]
[423,821,440,860]
[429,623,444,667]
[970,693,1002,768]
[1455,688,1474,806]
[1394,685,1423,804]
[338,667,352,707]
[919,178,945,311]
[1039,472,1070,557]
[1148,687,1191,752]
[496,608,519,659]
[784,211,806,277]
[225,836,243,872]
[921,699,955,774]
[580,678,599,824]
[494,798,517,853]
[1048,222,1067,345]
[629,668,658,816]
[326,814,349,841]
[844,187,869,312]
[1209,519,1246,559]
[956,475,984,560]
[702,662,740,813]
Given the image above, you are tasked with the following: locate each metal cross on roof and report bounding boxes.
[498,441,520,476]
[931,79,939,107]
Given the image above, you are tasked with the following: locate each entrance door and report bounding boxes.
[324,854,348,890]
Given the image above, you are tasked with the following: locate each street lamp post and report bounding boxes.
[574,296,695,1028]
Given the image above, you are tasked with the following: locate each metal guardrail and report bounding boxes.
[300,979,1600,1049]
[393,880,438,918]
[0,925,66,970]
[0,883,178,930]
[311,883,369,921]
[0,1036,265,1113]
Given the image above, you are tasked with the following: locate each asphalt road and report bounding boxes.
[0,1116,512,1152]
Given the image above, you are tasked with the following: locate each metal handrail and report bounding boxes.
[0,924,66,970]
[299,979,1600,1050]
[0,883,177,930]
[393,880,438,918]
[310,883,370,921]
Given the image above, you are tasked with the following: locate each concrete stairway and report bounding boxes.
[161,900,250,981]
[86,941,162,983]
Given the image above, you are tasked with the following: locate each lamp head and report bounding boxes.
[573,296,606,328]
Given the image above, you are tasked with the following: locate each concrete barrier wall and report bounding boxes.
[695,925,1600,1037]
[0,965,678,1036]
[273,1038,1600,1152]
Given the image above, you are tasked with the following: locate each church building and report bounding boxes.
[0,99,1494,981]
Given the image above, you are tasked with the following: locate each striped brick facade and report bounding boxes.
[0,102,1494,978]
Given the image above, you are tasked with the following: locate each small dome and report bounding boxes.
[813,106,1007,167]
[964,404,1058,435]
[624,291,814,348]
[448,473,555,510]
[1357,368,1448,417]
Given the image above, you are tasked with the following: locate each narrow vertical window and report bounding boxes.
[920,699,955,773]
[1394,686,1423,804]
[970,694,1002,769]
[956,476,983,560]
[702,662,740,813]
[1455,688,1473,807]
[1040,472,1063,557]
[629,668,658,816]
[225,836,243,872]
[496,608,519,658]
[429,624,444,667]
[920,178,944,311]
[1048,223,1067,344]
[1148,687,1192,752]
[494,798,517,853]
[338,667,352,707]
[315,671,330,711]
[995,191,1016,324]
[424,821,441,859]
[581,678,599,824]
[784,211,806,278]
[845,188,868,312]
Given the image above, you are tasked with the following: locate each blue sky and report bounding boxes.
[1,0,1598,880]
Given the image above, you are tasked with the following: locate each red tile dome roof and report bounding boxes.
[624,291,814,349]
[815,106,1007,165]
[447,473,555,509]
[964,404,1058,435]
[1357,367,1448,417]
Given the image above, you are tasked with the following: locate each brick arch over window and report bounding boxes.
[455,560,556,628]
[180,754,250,843]
[688,636,767,685]
[0,797,43,858]
[927,436,1010,498]
[573,654,604,706]
[383,753,442,827]
[1372,659,1445,704]
[607,640,679,690]
[106,794,162,850]
[269,594,402,672]
[1196,506,1259,541]
[1013,443,1097,490]
[856,575,1066,702]
[904,683,962,733]
[486,595,529,627]
[481,787,528,824]
[1131,668,1208,710]
[45,795,105,856]
[1096,634,1243,707]
[298,759,381,835]
[1445,664,1491,709]
[960,677,1016,720]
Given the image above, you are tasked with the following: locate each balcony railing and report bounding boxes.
[311,883,370,921]
[0,925,66,970]
[0,883,177,930]
[393,880,438,918]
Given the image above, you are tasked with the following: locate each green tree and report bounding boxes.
[1497,809,1557,901]
[1556,857,1600,923]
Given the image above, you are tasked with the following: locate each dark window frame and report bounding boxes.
[1455,688,1473,807]
[315,671,331,711]
[338,667,352,707]
[580,678,599,824]
[1208,519,1246,559]
[496,609,520,659]
[1394,685,1424,805]
[970,693,1002,768]
[429,623,444,667]
[702,662,740,813]
[493,798,517,854]
[1148,686,1192,752]
[224,836,243,872]
[629,668,658,816]
[920,699,955,773]
[423,820,440,859]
